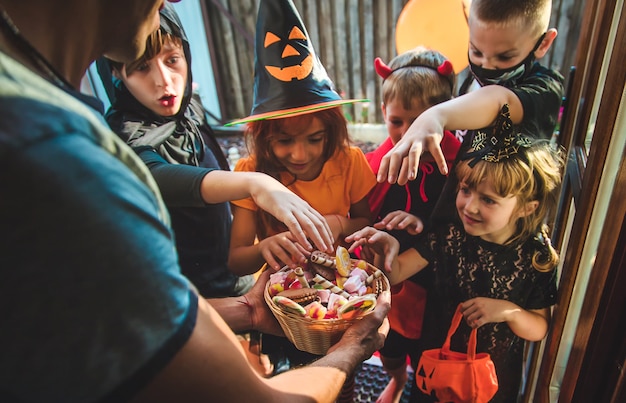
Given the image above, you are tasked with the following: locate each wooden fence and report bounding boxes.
[201,0,584,126]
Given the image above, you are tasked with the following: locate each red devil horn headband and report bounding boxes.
[437,60,454,76]
[374,57,393,79]
[374,57,454,80]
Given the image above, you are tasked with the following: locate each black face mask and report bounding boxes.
[469,33,546,87]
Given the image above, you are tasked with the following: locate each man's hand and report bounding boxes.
[321,290,391,369]
[244,270,284,336]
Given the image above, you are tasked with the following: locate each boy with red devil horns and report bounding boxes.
[366,46,460,403]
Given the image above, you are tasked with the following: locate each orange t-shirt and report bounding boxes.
[232,146,376,219]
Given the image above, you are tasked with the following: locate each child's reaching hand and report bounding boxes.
[346,227,400,274]
[373,210,424,235]
[257,231,309,271]
[378,109,448,185]
[248,175,334,253]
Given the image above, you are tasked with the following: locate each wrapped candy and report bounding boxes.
[316,288,331,304]
[273,296,306,316]
[342,275,363,294]
[327,293,348,315]
[305,301,327,319]
[268,282,285,296]
[338,295,376,320]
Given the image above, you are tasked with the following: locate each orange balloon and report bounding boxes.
[396,0,470,73]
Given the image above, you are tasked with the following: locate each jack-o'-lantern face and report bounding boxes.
[264,26,314,82]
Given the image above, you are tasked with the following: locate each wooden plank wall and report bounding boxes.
[547,0,587,84]
[202,0,582,126]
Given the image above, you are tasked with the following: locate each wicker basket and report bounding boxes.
[265,260,390,355]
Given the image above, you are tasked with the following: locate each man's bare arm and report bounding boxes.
[131,289,390,403]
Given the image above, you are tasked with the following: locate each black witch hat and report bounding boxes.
[226,0,366,126]
[461,104,534,166]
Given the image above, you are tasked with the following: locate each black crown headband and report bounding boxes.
[461,104,533,167]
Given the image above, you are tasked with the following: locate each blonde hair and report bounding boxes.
[382,46,455,110]
[470,0,552,38]
[456,140,564,271]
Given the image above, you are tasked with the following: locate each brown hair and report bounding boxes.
[110,29,183,75]
[455,140,564,271]
[244,107,350,238]
[382,46,455,109]
[470,0,552,38]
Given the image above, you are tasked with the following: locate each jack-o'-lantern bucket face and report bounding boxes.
[264,26,314,82]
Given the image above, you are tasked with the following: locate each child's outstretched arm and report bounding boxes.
[139,150,333,253]
[346,227,428,285]
[377,85,524,186]
[202,170,333,253]
[460,298,551,341]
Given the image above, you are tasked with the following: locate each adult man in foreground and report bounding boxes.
[0,1,390,401]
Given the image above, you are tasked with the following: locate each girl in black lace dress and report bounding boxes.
[347,105,564,402]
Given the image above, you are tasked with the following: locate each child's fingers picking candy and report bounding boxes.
[345,225,376,245]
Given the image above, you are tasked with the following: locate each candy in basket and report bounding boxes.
[264,246,389,355]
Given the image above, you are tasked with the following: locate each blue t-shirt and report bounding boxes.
[0,52,196,403]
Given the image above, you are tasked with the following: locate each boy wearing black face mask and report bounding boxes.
[374,0,563,225]
[454,0,564,143]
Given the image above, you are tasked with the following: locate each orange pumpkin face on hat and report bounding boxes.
[226,0,366,126]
